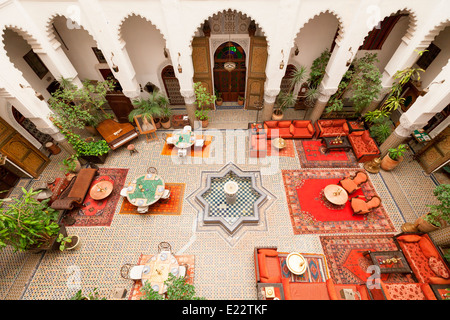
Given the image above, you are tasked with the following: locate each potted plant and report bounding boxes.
[215,89,223,106]
[160,105,173,129]
[193,82,216,128]
[237,96,245,106]
[57,233,81,251]
[274,66,307,120]
[140,273,205,300]
[412,184,450,233]
[0,188,66,253]
[128,91,168,130]
[381,144,407,171]
[61,154,81,174]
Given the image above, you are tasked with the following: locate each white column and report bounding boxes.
[379,61,450,155]
[77,0,140,98]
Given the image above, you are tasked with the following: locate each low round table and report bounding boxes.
[90,181,114,200]
[286,252,307,275]
[272,138,286,150]
[323,184,348,206]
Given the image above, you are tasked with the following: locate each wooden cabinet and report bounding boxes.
[415,126,450,174]
[0,117,50,179]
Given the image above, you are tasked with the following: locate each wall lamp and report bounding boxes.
[346,47,354,67]
[111,52,119,72]
[294,45,299,56]
[19,84,44,101]
[421,79,445,95]
[177,52,182,73]
[279,50,285,69]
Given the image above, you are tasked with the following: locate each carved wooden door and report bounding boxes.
[213,42,246,102]
[245,36,268,110]
[0,117,50,179]
[192,37,214,109]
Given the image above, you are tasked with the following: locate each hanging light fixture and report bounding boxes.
[224,33,236,72]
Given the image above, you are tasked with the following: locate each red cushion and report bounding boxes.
[320,120,333,127]
[257,250,282,283]
[307,123,314,133]
[258,249,278,257]
[429,276,450,285]
[326,278,339,300]
[289,282,330,300]
[397,235,423,243]
[292,120,309,128]
[278,121,292,128]
[331,119,346,126]
[421,283,437,300]
[419,237,439,258]
[281,277,291,300]
[264,121,278,128]
[384,283,427,300]
[429,257,450,278]
[258,253,269,279]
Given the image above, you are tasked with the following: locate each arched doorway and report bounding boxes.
[161,65,184,105]
[213,41,246,102]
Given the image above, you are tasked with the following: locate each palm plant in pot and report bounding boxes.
[274,66,307,120]
[128,91,168,130]
[160,105,173,129]
[403,184,450,233]
[380,144,407,171]
[0,188,68,253]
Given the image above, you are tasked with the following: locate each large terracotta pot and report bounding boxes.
[161,118,171,129]
[272,111,284,121]
[416,214,441,233]
[216,99,223,106]
[200,119,209,128]
[380,154,403,171]
[154,118,161,129]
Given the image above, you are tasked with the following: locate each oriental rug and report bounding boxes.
[161,134,213,158]
[119,183,185,215]
[128,253,195,300]
[278,252,330,282]
[63,168,128,227]
[320,235,415,284]
[282,169,396,234]
[266,139,296,157]
[295,139,358,168]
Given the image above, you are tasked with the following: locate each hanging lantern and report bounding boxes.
[223,35,236,72]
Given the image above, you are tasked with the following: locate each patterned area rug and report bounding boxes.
[128,253,195,300]
[63,168,128,227]
[119,183,185,215]
[161,134,213,158]
[282,169,396,234]
[267,139,296,157]
[278,252,329,282]
[295,139,358,168]
[320,235,415,284]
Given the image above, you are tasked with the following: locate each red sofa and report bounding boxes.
[263,120,315,139]
[375,280,437,300]
[289,120,315,138]
[314,119,350,138]
[348,130,381,163]
[395,233,450,285]
[254,247,370,300]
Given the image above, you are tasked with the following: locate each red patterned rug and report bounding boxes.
[128,253,195,300]
[320,235,414,284]
[63,168,128,227]
[295,139,358,168]
[282,169,396,234]
[267,139,296,157]
[119,183,185,215]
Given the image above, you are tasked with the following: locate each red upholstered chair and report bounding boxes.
[348,130,381,163]
[249,133,267,158]
[339,171,368,194]
[264,121,293,139]
[254,247,282,283]
[314,119,350,138]
[378,280,437,300]
[289,120,315,138]
[350,195,381,215]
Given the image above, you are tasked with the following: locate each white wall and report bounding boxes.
[2,29,55,101]
[120,15,167,96]
[288,12,338,74]
[52,16,103,82]
[357,15,410,71]
[419,26,450,89]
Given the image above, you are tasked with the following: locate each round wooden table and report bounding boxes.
[323,184,348,206]
[272,138,286,150]
[90,181,114,200]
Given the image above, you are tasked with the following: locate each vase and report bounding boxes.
[161,118,171,129]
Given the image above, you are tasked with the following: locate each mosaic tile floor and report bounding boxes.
[0,110,448,300]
